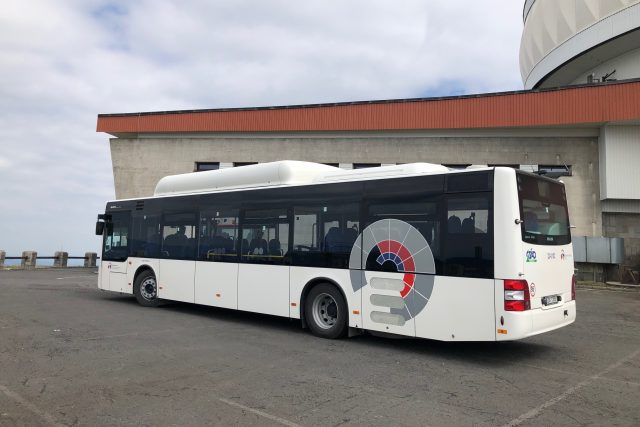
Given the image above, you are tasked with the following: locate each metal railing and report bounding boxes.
[0,251,99,269]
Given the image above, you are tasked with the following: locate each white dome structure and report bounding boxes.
[520,0,640,89]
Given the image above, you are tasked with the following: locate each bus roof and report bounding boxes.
[153,160,452,197]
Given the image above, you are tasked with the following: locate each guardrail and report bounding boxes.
[0,251,99,269]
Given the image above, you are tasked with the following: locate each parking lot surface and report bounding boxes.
[0,268,639,426]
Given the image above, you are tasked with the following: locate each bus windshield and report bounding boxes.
[517,172,570,245]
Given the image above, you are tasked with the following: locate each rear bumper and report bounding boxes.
[497,300,576,341]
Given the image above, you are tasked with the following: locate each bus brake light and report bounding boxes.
[504,279,530,312]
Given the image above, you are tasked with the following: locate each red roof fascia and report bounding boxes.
[96,81,640,134]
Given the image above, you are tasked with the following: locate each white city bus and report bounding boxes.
[95,161,576,341]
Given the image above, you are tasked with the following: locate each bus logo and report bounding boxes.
[526,249,537,263]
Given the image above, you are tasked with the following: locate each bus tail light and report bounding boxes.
[504,279,530,311]
[571,274,576,301]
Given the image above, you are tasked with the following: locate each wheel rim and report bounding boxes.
[311,293,338,329]
[140,277,157,300]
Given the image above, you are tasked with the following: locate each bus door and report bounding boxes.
[195,208,240,309]
[237,208,291,317]
[158,212,197,303]
[101,211,131,293]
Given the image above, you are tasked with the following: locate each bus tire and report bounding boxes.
[305,283,348,339]
[134,269,160,307]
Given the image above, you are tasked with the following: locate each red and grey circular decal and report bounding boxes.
[349,219,436,321]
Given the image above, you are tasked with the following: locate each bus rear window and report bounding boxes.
[517,173,570,246]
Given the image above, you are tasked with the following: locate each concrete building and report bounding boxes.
[97,1,640,279]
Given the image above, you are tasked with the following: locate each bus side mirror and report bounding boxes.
[95,221,105,236]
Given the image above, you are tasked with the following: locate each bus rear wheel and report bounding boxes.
[134,270,160,307]
[305,283,348,339]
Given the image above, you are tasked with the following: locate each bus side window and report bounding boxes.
[241,208,289,265]
[131,213,161,258]
[292,203,359,269]
[199,208,239,262]
[366,200,441,273]
[444,196,493,278]
[161,212,197,260]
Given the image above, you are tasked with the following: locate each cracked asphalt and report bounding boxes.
[0,268,639,426]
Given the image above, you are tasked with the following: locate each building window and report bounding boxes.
[537,165,572,178]
[234,162,258,168]
[353,163,381,169]
[195,162,220,172]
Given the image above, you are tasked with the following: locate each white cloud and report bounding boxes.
[0,156,10,170]
[0,0,524,256]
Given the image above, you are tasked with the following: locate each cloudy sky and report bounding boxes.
[0,0,524,258]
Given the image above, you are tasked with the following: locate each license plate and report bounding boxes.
[542,295,559,306]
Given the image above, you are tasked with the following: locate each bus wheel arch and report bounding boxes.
[133,265,160,307]
[301,278,349,339]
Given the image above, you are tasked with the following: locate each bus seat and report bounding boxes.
[249,237,268,255]
[223,236,235,253]
[325,227,350,253]
[268,239,282,256]
[144,242,160,257]
[448,215,462,234]
[461,217,475,234]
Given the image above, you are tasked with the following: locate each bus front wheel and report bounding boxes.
[134,269,160,307]
[305,283,348,339]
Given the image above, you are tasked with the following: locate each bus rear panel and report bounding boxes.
[493,168,575,341]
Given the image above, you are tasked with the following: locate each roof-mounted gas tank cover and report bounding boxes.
[153,160,449,196]
[153,161,338,196]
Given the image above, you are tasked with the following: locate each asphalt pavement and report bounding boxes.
[0,268,639,426]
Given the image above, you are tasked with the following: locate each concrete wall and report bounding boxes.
[603,213,640,265]
[110,132,601,237]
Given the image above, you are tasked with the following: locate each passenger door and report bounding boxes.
[102,211,130,293]
[158,212,197,303]
[195,207,240,309]
[237,208,290,317]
